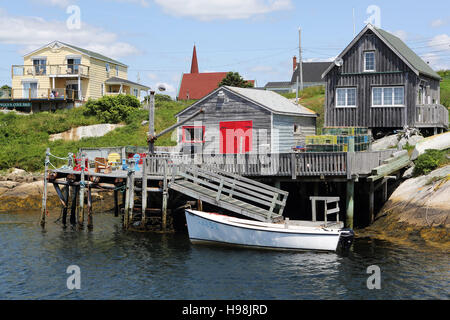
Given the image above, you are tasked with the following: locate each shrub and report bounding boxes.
[83,94,141,123]
[413,149,447,176]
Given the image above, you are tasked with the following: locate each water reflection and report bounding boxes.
[0,211,448,299]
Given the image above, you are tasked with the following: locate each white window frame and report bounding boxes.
[364,51,375,72]
[371,86,405,107]
[335,87,357,108]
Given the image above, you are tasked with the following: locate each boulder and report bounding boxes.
[49,124,124,142]
[371,134,399,151]
[411,132,450,160]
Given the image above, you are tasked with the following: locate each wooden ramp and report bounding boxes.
[168,164,288,222]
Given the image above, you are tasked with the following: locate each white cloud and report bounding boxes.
[30,0,150,7]
[0,9,140,59]
[30,0,72,7]
[428,34,450,52]
[420,52,450,71]
[146,73,158,80]
[392,30,408,42]
[111,0,150,7]
[153,0,292,21]
[431,18,447,28]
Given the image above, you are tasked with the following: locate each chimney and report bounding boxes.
[293,56,297,72]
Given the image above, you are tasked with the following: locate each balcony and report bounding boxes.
[12,64,90,78]
[0,88,79,101]
[414,104,449,128]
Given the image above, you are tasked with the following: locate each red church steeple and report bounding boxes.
[190,45,199,74]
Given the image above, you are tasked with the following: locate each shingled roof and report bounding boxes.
[321,24,441,80]
[176,86,317,118]
[291,62,331,83]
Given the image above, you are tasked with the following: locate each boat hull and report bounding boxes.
[185,210,344,252]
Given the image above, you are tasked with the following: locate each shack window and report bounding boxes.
[182,126,205,143]
[372,86,404,107]
[364,51,375,72]
[336,88,357,107]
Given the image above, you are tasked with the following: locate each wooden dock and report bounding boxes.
[40,148,408,231]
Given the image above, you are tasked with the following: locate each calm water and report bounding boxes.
[0,210,448,300]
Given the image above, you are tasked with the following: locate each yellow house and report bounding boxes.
[2,41,149,112]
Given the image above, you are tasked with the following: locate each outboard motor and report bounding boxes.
[338,229,354,251]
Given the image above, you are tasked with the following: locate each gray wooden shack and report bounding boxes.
[322,24,448,132]
[175,86,317,154]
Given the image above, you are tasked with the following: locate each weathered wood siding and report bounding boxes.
[177,89,272,155]
[325,29,416,128]
[272,114,316,152]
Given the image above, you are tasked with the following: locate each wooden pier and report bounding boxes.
[40,147,410,231]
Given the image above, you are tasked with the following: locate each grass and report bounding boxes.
[0,99,194,172]
[280,86,326,131]
[437,70,450,122]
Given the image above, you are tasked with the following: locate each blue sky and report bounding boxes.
[0,0,449,97]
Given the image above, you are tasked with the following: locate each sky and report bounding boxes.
[0,0,449,97]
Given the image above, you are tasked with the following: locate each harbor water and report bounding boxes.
[0,210,448,300]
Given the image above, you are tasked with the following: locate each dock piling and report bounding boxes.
[161,159,168,232]
[40,148,50,227]
[77,153,86,230]
[87,186,93,230]
[141,156,148,226]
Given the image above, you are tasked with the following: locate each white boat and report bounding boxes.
[185,209,354,252]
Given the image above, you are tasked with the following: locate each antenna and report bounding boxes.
[352,8,356,37]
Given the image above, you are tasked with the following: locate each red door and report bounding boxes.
[220,120,253,154]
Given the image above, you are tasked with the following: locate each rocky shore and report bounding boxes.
[358,165,450,249]
[0,168,116,212]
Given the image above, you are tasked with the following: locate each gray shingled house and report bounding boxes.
[175,86,317,154]
[322,24,448,133]
[264,61,331,93]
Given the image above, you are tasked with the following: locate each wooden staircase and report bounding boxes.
[168,164,288,223]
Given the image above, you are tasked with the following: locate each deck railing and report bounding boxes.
[12,64,90,78]
[415,104,448,128]
[0,88,78,101]
[141,151,395,177]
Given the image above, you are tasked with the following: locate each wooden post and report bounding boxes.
[40,148,50,227]
[87,186,93,230]
[161,159,168,232]
[141,155,148,226]
[124,174,130,229]
[61,184,69,228]
[346,180,354,229]
[77,153,86,229]
[114,190,119,217]
[369,182,375,225]
[129,160,135,228]
[345,137,355,229]
[70,185,78,225]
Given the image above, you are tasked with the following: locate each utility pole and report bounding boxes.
[299,27,303,92]
[148,90,155,154]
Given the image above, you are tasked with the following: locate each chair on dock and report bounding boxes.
[95,157,111,173]
[107,153,121,170]
[73,155,89,172]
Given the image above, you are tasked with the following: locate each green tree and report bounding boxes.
[0,85,11,98]
[83,94,141,124]
[218,72,254,88]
